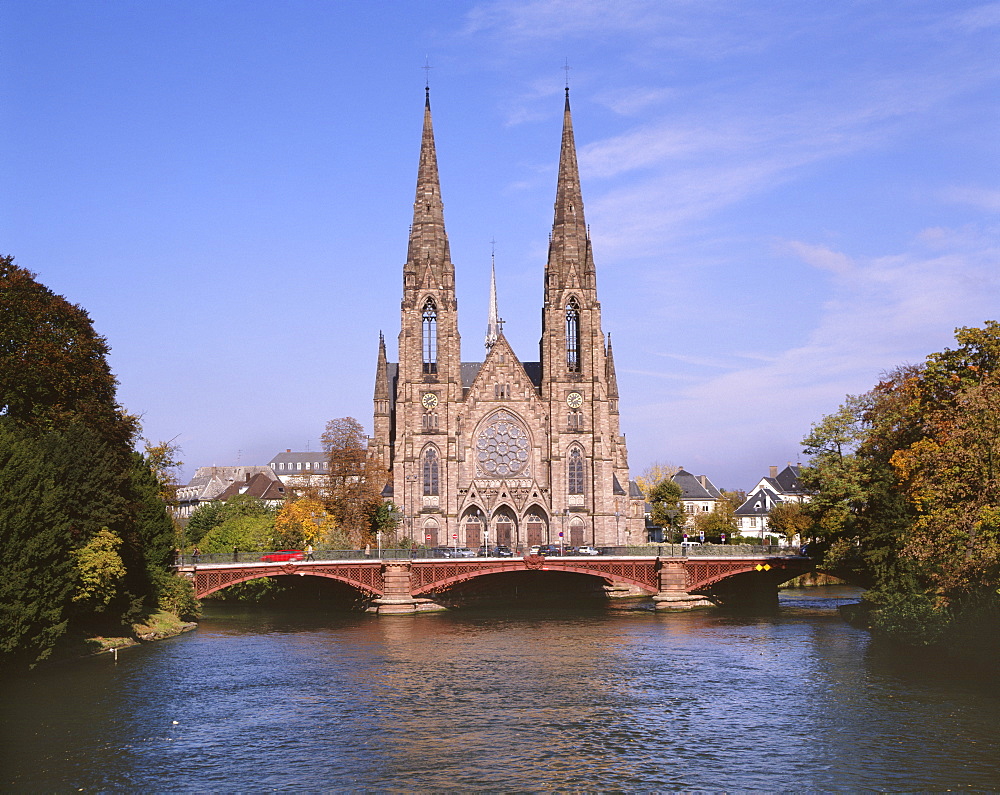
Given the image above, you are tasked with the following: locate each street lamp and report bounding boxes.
[756,499,767,547]
[664,509,679,545]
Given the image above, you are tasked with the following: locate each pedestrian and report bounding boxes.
[193,546,201,564]
[305,543,314,561]
[233,545,238,562]
[364,543,371,558]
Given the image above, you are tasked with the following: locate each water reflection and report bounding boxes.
[2,586,999,791]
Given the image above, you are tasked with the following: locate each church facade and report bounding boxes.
[371,88,644,551]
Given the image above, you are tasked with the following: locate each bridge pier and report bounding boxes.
[368,562,446,615]
[653,559,714,610]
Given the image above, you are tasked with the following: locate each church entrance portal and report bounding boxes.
[525,515,545,548]
[495,516,514,547]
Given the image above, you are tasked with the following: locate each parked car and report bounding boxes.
[528,545,541,555]
[260,550,305,562]
[537,544,563,556]
[680,541,701,548]
[573,545,601,556]
[432,546,476,558]
[478,545,514,557]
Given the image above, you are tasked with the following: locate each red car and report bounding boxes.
[260,550,305,563]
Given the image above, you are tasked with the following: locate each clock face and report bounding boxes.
[566,391,584,409]
[421,392,439,409]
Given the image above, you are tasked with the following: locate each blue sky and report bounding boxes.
[3,1,999,490]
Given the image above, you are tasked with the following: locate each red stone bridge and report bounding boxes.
[179,552,813,613]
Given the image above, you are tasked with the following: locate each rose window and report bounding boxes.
[476,412,530,477]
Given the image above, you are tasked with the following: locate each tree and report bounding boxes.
[693,500,737,539]
[1,259,184,668]
[0,255,136,451]
[647,479,686,542]
[273,497,346,549]
[0,422,75,670]
[72,528,126,612]
[143,437,183,507]
[802,322,1000,647]
[321,417,387,546]
[766,502,812,544]
[635,461,681,497]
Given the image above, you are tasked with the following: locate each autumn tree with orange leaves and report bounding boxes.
[321,417,388,547]
[802,322,1000,649]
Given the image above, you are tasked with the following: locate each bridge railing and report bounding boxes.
[174,543,802,567]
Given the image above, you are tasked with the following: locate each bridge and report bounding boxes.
[177,547,813,613]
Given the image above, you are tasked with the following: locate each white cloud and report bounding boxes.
[624,228,1000,485]
[941,186,1000,212]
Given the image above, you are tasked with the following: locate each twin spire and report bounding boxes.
[407,85,590,345]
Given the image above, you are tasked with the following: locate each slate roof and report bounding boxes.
[672,469,722,500]
[215,472,287,502]
[734,486,781,516]
[269,450,327,474]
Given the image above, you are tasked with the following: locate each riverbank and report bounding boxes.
[47,610,197,665]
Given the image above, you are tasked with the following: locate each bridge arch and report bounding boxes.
[408,557,660,596]
[190,563,384,600]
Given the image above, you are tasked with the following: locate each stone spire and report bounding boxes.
[405,87,454,295]
[605,333,619,399]
[374,332,389,402]
[486,249,501,350]
[545,87,594,301]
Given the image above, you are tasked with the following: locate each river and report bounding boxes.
[2,586,998,791]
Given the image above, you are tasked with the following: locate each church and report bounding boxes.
[371,88,644,551]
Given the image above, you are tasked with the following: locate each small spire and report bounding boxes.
[374,332,390,402]
[605,333,619,399]
[486,242,501,350]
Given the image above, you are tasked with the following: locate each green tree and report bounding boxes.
[0,255,136,451]
[647,479,686,542]
[0,422,75,670]
[693,500,737,539]
[766,501,812,543]
[185,501,225,546]
[72,528,126,612]
[322,417,387,546]
[802,323,1000,646]
[1,258,185,668]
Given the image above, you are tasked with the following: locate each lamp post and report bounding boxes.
[405,473,417,544]
[561,508,568,553]
[756,500,767,547]
[664,509,679,546]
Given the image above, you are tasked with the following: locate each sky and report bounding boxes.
[3,0,999,490]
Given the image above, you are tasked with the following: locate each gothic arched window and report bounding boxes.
[422,447,439,496]
[422,297,438,375]
[565,297,580,373]
[568,447,584,495]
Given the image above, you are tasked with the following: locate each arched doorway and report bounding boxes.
[494,508,516,548]
[464,513,484,549]
[525,512,546,548]
[569,517,585,548]
[423,518,439,548]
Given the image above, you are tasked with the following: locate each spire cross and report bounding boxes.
[423,57,433,90]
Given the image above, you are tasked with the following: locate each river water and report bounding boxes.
[2,586,999,791]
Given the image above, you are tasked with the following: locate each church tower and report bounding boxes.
[539,87,634,545]
[373,88,642,550]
